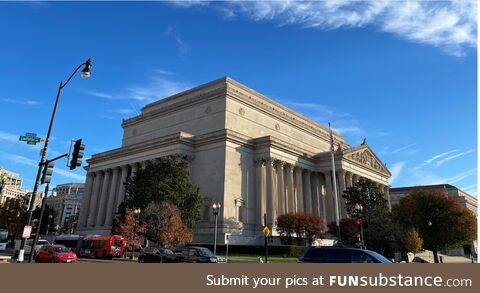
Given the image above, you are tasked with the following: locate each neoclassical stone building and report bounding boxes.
[76,77,391,244]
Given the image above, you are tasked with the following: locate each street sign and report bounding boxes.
[19,133,41,145]
[22,226,32,238]
[262,226,270,237]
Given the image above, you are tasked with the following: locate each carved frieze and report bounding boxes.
[346,149,389,174]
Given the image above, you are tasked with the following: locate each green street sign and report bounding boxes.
[19,135,41,145]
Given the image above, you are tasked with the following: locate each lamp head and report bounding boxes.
[81,58,92,79]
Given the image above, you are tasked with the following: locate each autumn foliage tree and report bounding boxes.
[276,213,323,245]
[142,201,192,246]
[327,218,359,247]
[114,208,146,252]
[404,228,423,254]
[393,190,477,263]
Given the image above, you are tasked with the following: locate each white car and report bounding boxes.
[15,239,51,254]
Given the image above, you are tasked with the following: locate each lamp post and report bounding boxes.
[355,203,365,249]
[130,208,141,260]
[212,203,221,255]
[19,58,92,263]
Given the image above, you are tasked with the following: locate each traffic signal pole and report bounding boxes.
[18,82,63,263]
[18,58,91,263]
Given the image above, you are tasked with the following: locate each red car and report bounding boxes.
[35,245,78,263]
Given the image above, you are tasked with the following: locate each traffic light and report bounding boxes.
[40,161,55,184]
[70,139,85,170]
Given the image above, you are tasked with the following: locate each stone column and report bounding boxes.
[114,165,129,212]
[87,171,103,226]
[104,167,120,227]
[95,169,111,227]
[255,159,266,227]
[265,159,275,226]
[303,170,312,213]
[346,172,353,187]
[285,164,295,214]
[275,161,285,216]
[323,171,334,225]
[338,170,347,219]
[294,166,303,213]
[131,163,139,178]
[311,172,320,215]
[318,173,328,226]
[78,172,94,228]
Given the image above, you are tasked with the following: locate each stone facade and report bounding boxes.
[45,183,85,230]
[0,167,27,205]
[76,77,391,244]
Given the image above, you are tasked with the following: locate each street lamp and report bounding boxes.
[130,208,141,260]
[19,58,93,263]
[355,203,365,249]
[212,203,221,255]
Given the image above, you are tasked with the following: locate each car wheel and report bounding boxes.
[50,258,55,263]
[35,256,40,263]
[94,252,98,259]
[139,258,145,263]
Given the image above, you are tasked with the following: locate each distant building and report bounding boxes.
[0,166,27,205]
[390,184,477,215]
[44,183,85,231]
[390,184,477,256]
[24,191,43,210]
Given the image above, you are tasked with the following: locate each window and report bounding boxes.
[350,250,375,263]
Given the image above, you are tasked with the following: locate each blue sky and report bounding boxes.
[0,1,477,196]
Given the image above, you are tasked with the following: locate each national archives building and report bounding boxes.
[76,77,391,244]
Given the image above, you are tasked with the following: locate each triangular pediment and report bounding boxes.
[343,144,391,176]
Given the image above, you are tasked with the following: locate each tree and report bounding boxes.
[342,180,403,256]
[327,218,359,247]
[276,213,296,245]
[121,156,203,229]
[276,213,323,245]
[393,190,477,263]
[0,197,27,242]
[404,228,423,254]
[342,179,389,218]
[114,208,146,252]
[142,202,192,246]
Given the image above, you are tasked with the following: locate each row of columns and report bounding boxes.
[255,158,390,229]
[78,163,138,229]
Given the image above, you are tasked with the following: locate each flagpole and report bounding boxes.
[329,123,341,242]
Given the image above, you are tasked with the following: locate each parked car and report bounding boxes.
[177,246,226,263]
[138,247,177,263]
[35,245,78,263]
[19,239,51,256]
[298,246,392,263]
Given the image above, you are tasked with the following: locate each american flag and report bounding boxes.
[329,123,335,154]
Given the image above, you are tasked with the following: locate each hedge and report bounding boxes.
[190,243,305,257]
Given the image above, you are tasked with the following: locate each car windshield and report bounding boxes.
[365,250,392,263]
[113,240,123,247]
[53,247,71,253]
[197,248,214,257]
[37,240,49,245]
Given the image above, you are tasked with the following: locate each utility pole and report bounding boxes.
[264,213,268,263]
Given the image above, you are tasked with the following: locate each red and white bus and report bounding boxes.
[78,235,126,258]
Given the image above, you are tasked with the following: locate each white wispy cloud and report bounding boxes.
[409,168,477,186]
[127,75,191,103]
[174,0,477,56]
[165,26,190,57]
[381,143,417,155]
[440,168,477,184]
[414,149,458,169]
[109,108,134,115]
[81,90,114,100]
[286,101,363,135]
[389,161,406,184]
[2,97,40,106]
[435,149,474,166]
[0,151,85,181]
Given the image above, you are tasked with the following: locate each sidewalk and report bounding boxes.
[414,251,476,263]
